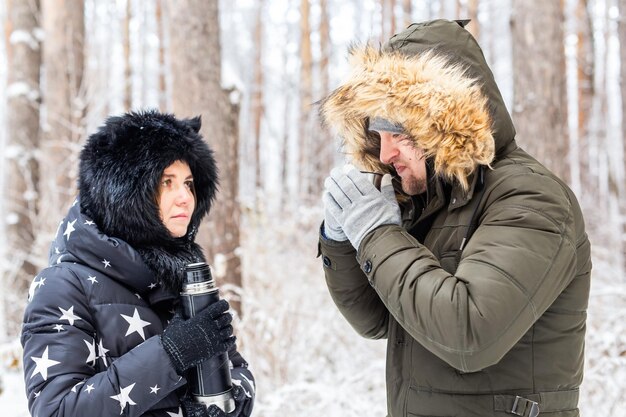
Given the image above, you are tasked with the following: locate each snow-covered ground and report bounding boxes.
[1,206,625,417]
[0,369,28,417]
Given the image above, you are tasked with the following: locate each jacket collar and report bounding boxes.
[52,202,185,304]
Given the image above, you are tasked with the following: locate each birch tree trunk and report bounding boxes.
[39,0,85,254]
[4,0,42,331]
[511,0,570,183]
[252,0,265,207]
[168,0,242,314]
[298,0,313,201]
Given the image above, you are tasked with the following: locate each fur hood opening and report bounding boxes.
[321,19,516,191]
[78,109,218,290]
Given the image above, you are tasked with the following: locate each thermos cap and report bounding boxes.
[184,262,215,285]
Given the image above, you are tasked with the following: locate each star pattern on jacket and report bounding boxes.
[233,374,255,398]
[83,339,97,366]
[97,339,110,367]
[121,308,151,340]
[84,219,95,226]
[166,407,183,417]
[30,346,60,381]
[71,380,85,393]
[28,277,46,301]
[55,219,64,237]
[63,219,77,240]
[22,202,255,417]
[110,383,137,414]
[58,306,81,325]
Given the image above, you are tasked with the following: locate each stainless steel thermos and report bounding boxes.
[181,262,235,413]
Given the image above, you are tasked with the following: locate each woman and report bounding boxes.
[21,110,255,417]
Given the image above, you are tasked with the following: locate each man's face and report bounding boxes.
[378,131,427,195]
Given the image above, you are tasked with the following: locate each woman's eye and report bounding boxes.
[185,180,194,189]
[161,179,171,187]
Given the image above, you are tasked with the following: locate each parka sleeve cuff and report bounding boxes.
[318,225,362,272]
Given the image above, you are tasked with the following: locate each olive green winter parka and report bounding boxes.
[318,20,591,417]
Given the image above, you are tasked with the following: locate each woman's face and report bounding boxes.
[158,160,195,237]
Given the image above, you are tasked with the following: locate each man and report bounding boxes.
[319,20,591,417]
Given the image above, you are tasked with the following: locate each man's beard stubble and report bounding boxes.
[401,174,427,196]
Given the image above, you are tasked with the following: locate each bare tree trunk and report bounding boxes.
[320,0,330,97]
[156,0,169,111]
[308,0,333,198]
[587,3,609,205]
[123,0,131,110]
[280,15,294,213]
[621,0,626,160]
[140,1,149,106]
[511,0,570,183]
[168,0,242,314]
[618,0,626,272]
[390,0,397,36]
[299,0,313,201]
[403,0,412,28]
[4,0,42,333]
[252,0,265,207]
[39,0,85,255]
[575,0,593,194]
[380,0,396,40]
[467,0,480,40]
[280,92,291,213]
[381,0,387,41]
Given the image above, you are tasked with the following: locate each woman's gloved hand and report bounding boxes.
[161,299,235,374]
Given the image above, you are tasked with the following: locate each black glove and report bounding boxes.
[161,299,235,374]
[181,386,248,417]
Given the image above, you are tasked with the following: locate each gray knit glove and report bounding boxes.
[161,299,235,374]
[324,164,401,250]
[322,191,348,241]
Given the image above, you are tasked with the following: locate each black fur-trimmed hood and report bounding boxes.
[78,110,218,290]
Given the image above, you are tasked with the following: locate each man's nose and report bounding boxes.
[379,132,398,164]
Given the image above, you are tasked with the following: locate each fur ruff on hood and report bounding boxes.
[321,45,495,190]
[78,110,218,291]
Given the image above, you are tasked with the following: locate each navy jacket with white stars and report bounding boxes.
[21,203,255,417]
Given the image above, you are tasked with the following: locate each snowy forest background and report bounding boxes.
[0,0,625,416]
